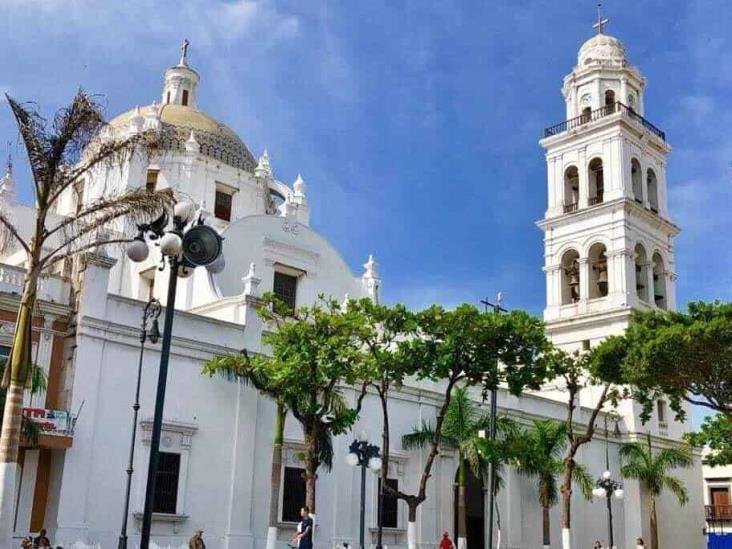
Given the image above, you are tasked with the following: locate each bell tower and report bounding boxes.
[538,21,680,350]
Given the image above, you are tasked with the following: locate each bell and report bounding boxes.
[568,270,580,286]
[598,269,608,284]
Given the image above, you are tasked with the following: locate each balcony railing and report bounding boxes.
[544,102,666,142]
[588,195,604,206]
[706,505,732,521]
[0,263,72,305]
[563,202,578,213]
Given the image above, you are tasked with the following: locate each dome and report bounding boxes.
[578,33,627,67]
[109,104,258,172]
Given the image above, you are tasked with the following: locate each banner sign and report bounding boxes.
[22,407,75,437]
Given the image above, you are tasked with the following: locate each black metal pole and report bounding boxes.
[359,462,367,549]
[140,261,179,548]
[606,493,614,548]
[118,299,158,549]
[481,297,506,549]
[376,475,384,549]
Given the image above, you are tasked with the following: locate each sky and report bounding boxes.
[1,1,731,315]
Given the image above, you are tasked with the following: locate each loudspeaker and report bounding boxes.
[181,225,223,267]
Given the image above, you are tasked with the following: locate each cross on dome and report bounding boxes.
[592,3,609,35]
[179,38,190,67]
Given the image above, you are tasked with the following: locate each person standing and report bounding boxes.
[34,529,51,547]
[293,506,313,549]
[592,541,602,549]
[189,529,206,549]
[636,538,645,548]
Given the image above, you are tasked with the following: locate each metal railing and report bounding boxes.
[544,102,666,141]
[0,263,72,305]
[563,202,579,213]
[588,195,604,206]
[706,505,732,521]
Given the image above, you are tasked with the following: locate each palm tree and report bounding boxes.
[620,433,693,549]
[403,387,497,549]
[513,420,593,549]
[0,358,47,447]
[0,91,174,542]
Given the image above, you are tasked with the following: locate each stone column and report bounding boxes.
[578,149,589,209]
[578,258,590,302]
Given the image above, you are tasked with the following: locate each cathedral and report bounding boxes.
[0,23,705,549]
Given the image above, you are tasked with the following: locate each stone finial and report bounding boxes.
[129,105,144,133]
[242,263,262,297]
[144,103,161,130]
[255,150,273,179]
[179,38,191,67]
[283,192,297,219]
[0,154,16,204]
[361,254,381,303]
[185,130,200,153]
[293,174,306,198]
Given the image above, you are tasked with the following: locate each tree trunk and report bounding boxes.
[650,493,658,549]
[407,502,418,549]
[378,386,390,549]
[0,273,38,543]
[457,456,467,549]
[560,457,575,549]
[266,402,287,549]
[542,504,551,549]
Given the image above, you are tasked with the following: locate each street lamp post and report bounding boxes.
[592,415,624,549]
[118,297,161,549]
[480,292,506,549]
[126,201,225,549]
[347,432,382,549]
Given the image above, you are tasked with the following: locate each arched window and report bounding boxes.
[588,158,604,206]
[589,243,609,298]
[634,244,649,302]
[563,166,579,213]
[647,168,659,213]
[561,250,581,305]
[582,107,592,123]
[652,253,667,309]
[631,159,643,203]
[604,90,616,112]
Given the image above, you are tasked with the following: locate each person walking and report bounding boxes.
[20,536,33,549]
[189,529,206,549]
[439,531,454,549]
[293,506,313,549]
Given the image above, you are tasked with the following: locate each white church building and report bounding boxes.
[0,26,706,549]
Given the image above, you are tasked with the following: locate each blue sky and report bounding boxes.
[1,0,731,316]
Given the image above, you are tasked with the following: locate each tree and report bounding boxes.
[548,348,625,549]
[0,357,46,447]
[203,351,290,549]
[394,304,549,549]
[686,414,732,467]
[402,386,494,549]
[203,295,368,515]
[0,91,174,541]
[609,302,732,464]
[620,433,693,549]
[513,419,593,549]
[348,299,418,549]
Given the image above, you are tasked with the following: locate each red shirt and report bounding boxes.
[440,537,453,549]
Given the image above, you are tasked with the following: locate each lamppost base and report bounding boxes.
[118,535,127,549]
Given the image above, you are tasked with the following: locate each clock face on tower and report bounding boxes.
[581,93,592,106]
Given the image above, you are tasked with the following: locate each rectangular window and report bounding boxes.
[146,169,159,193]
[0,345,10,362]
[182,89,189,106]
[281,466,306,523]
[379,478,399,528]
[152,452,180,514]
[215,189,233,221]
[657,400,667,423]
[273,271,298,311]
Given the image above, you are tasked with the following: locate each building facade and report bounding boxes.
[0,28,706,549]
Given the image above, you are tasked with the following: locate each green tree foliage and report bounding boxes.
[395,303,549,526]
[547,349,626,549]
[347,298,418,546]
[403,386,496,545]
[620,434,693,549]
[687,415,732,467]
[0,358,47,447]
[513,420,593,548]
[203,294,370,512]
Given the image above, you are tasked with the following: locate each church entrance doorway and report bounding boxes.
[453,467,485,549]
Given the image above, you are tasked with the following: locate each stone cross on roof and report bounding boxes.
[592,3,609,34]
[179,38,190,66]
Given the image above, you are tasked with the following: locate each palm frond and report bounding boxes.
[662,475,689,505]
[317,428,334,471]
[402,421,442,450]
[572,463,595,500]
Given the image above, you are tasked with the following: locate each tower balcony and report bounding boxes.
[543,102,666,142]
